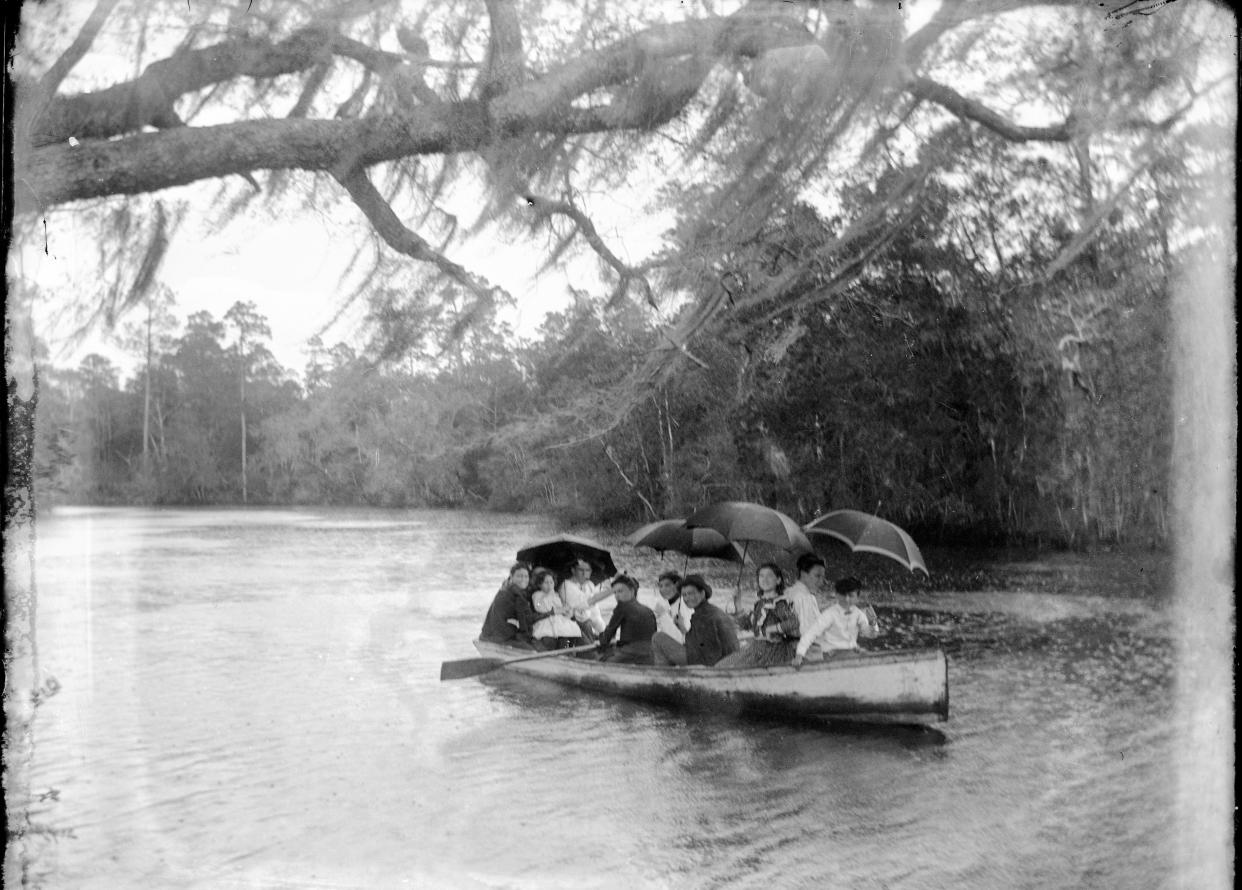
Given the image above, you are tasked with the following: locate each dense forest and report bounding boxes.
[34,187,1179,548]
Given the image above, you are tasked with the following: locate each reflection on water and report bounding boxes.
[24,507,1180,889]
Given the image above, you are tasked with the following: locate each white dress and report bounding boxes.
[531,589,582,639]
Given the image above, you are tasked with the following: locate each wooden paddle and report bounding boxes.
[439,642,600,681]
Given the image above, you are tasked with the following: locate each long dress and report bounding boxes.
[714,595,799,668]
[531,589,583,644]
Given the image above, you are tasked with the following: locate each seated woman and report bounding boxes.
[651,570,690,666]
[597,574,657,664]
[715,563,800,668]
[530,567,584,650]
[680,575,739,667]
[479,563,537,649]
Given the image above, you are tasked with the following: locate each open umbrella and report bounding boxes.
[625,519,745,567]
[803,509,929,575]
[685,501,813,592]
[516,533,617,583]
[685,501,813,555]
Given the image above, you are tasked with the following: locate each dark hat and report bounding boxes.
[835,576,862,595]
[680,574,713,600]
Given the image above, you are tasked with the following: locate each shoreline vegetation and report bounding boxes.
[33,275,1172,555]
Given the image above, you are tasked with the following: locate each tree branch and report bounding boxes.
[29,25,340,146]
[522,192,655,308]
[494,12,810,125]
[288,61,333,119]
[23,7,806,205]
[479,0,525,99]
[1045,151,1152,277]
[330,36,408,74]
[24,51,732,210]
[38,0,123,97]
[903,0,1086,68]
[904,74,1072,141]
[333,166,503,325]
[603,443,659,520]
[21,3,1128,214]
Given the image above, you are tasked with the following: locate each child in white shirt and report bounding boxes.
[792,576,878,666]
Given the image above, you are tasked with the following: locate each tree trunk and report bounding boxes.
[142,299,152,472]
[4,303,43,883]
[240,375,248,505]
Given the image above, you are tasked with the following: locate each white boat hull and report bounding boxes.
[472,640,949,723]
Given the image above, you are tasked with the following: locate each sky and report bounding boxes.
[21,175,668,381]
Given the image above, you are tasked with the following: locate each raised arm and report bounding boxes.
[587,586,613,606]
[858,605,879,639]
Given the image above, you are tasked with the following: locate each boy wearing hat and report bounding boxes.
[791,576,879,666]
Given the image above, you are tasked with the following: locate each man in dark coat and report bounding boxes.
[597,574,656,664]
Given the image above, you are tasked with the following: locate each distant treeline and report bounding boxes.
[34,196,1173,549]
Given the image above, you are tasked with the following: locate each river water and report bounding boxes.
[21,507,1187,888]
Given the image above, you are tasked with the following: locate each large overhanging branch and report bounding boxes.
[29,25,342,147]
[22,48,728,211]
[27,9,808,151]
[19,8,806,211]
[20,2,1109,214]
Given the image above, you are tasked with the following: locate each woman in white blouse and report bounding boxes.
[559,559,608,637]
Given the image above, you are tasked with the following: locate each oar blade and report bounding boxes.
[439,657,505,681]
[440,641,601,681]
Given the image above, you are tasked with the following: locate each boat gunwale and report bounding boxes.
[471,641,950,721]
[472,639,947,680]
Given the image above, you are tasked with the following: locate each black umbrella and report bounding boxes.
[515,534,617,583]
[685,500,813,592]
[685,501,813,555]
[625,519,744,564]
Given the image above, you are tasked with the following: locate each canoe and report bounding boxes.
[472,640,950,723]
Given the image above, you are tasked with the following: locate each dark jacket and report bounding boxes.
[598,598,657,650]
[684,602,740,666]
[480,583,537,643]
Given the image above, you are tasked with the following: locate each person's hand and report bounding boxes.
[791,654,804,670]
